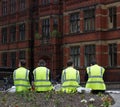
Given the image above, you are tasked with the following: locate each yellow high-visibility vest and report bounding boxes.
[61,67,80,93]
[85,64,106,90]
[33,67,53,92]
[13,67,30,92]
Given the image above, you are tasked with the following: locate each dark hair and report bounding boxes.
[90,60,97,65]
[67,59,73,67]
[20,60,26,67]
[38,59,46,66]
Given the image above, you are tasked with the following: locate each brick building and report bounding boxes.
[0,0,120,82]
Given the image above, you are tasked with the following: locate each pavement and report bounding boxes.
[106,90,120,107]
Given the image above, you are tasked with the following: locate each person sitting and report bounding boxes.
[33,59,53,92]
[85,60,106,94]
[61,59,80,93]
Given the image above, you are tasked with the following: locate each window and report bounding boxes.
[2,0,7,16]
[2,28,7,44]
[19,23,25,41]
[42,18,50,39]
[54,0,58,4]
[10,0,16,13]
[53,17,58,30]
[108,7,116,29]
[10,25,16,42]
[84,9,95,32]
[85,45,96,66]
[19,50,25,60]
[10,52,16,68]
[2,52,7,67]
[19,0,25,10]
[108,43,117,67]
[70,13,80,33]
[42,0,50,5]
[70,46,80,68]
[35,21,39,33]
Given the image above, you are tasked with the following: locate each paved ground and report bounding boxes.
[106,90,120,107]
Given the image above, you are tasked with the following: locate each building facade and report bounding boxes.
[0,0,120,82]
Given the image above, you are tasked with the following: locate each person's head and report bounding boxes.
[19,59,26,67]
[90,60,97,65]
[38,59,46,67]
[67,59,73,67]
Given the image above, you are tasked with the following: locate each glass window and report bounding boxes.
[10,25,16,42]
[108,43,117,67]
[2,0,7,16]
[53,17,58,30]
[70,13,80,33]
[19,23,25,41]
[19,50,25,60]
[10,52,16,68]
[2,28,7,44]
[84,9,95,32]
[42,0,50,5]
[42,18,50,39]
[10,0,16,13]
[85,45,96,66]
[70,46,80,68]
[19,0,25,10]
[108,7,116,29]
[1,52,7,67]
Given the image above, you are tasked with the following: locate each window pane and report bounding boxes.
[19,23,25,40]
[10,52,16,68]
[2,28,7,44]
[70,13,80,33]
[19,50,25,60]
[2,52,7,67]
[10,25,16,42]
[84,45,96,66]
[70,46,80,68]
[84,9,95,32]
[108,43,117,66]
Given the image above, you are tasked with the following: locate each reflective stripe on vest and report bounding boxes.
[34,68,49,81]
[14,69,30,87]
[62,69,79,88]
[87,67,103,84]
[34,68,52,88]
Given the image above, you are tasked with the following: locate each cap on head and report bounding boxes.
[38,59,46,66]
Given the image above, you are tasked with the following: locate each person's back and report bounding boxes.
[13,60,31,92]
[85,60,106,94]
[61,59,80,93]
[33,60,53,92]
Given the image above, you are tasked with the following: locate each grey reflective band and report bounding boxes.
[100,67,102,76]
[15,84,30,87]
[89,76,102,78]
[34,80,49,82]
[34,69,36,80]
[87,81,104,84]
[88,67,91,76]
[46,69,49,81]
[64,70,66,81]
[62,85,79,88]
[13,70,16,79]
[35,85,52,87]
[25,70,29,80]
[14,79,29,82]
[65,79,77,82]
